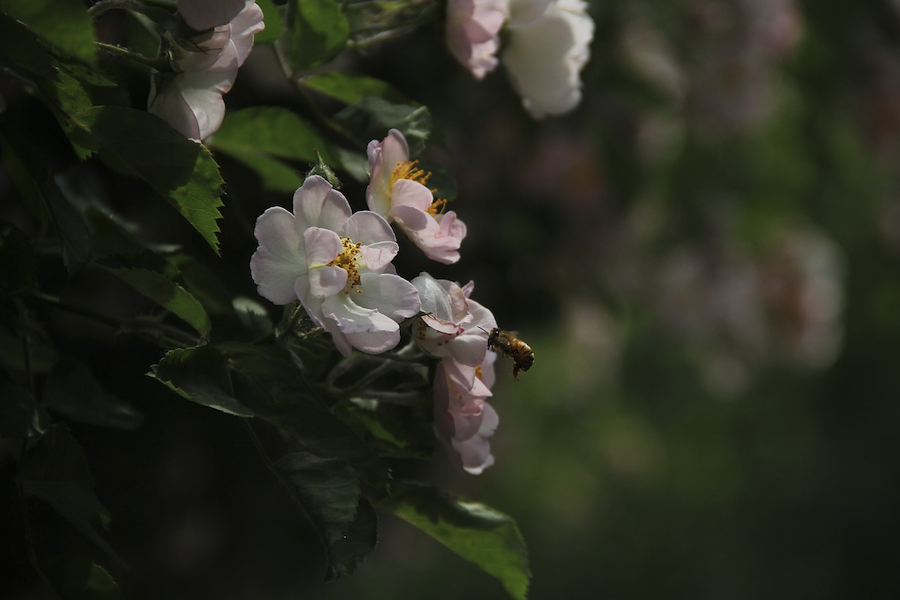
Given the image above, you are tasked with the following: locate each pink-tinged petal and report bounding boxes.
[355,273,421,321]
[250,206,306,305]
[180,30,239,74]
[302,227,342,267]
[292,176,352,233]
[390,204,436,234]
[366,129,410,216]
[341,211,397,246]
[468,299,498,332]
[177,74,229,139]
[322,294,402,354]
[390,179,434,212]
[447,332,489,367]
[307,265,348,298]
[228,2,265,65]
[480,348,498,389]
[446,0,508,79]
[358,241,400,273]
[453,402,499,474]
[437,211,467,240]
[422,314,463,335]
[413,273,456,322]
[148,73,202,140]
[319,312,354,356]
[178,0,246,31]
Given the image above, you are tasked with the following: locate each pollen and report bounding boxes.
[327,236,364,293]
[390,160,431,189]
[426,198,447,216]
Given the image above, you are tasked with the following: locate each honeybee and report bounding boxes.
[486,327,534,380]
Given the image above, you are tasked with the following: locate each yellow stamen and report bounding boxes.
[426,198,447,216]
[390,160,431,190]
[327,236,363,294]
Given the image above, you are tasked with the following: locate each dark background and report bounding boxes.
[3,0,900,598]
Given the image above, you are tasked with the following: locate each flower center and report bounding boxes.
[327,236,363,293]
[390,160,431,190]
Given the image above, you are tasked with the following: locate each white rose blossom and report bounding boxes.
[148,0,264,140]
[502,0,594,118]
[250,176,421,356]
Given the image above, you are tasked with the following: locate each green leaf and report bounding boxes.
[69,106,225,254]
[41,555,125,600]
[258,400,391,494]
[0,381,48,438]
[0,219,37,293]
[0,0,98,67]
[274,451,372,579]
[218,341,302,391]
[217,147,304,193]
[334,399,434,459]
[167,253,234,317]
[254,0,285,44]
[298,72,406,105]
[379,483,531,600]
[19,423,127,571]
[0,124,92,274]
[101,253,211,336]
[151,345,254,417]
[209,106,341,192]
[333,97,434,156]
[329,496,377,579]
[42,358,143,430]
[283,0,349,71]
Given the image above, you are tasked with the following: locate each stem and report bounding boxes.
[96,42,170,71]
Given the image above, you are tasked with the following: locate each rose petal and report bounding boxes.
[250,206,306,304]
[292,176,353,233]
[355,273,422,321]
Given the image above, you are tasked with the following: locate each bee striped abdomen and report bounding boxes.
[486,327,534,380]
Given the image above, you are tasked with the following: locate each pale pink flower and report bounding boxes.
[446,0,509,80]
[250,176,421,355]
[148,0,264,140]
[411,273,496,367]
[434,353,499,474]
[366,130,467,264]
[502,0,594,118]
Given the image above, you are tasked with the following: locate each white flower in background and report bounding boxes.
[250,176,421,355]
[502,0,594,118]
[411,273,497,367]
[367,130,467,264]
[434,353,499,474]
[148,0,264,140]
[446,0,509,79]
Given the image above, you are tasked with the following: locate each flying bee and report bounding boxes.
[485,327,534,380]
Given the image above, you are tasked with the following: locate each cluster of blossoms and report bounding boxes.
[251,130,502,474]
[148,0,264,140]
[446,0,595,118]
